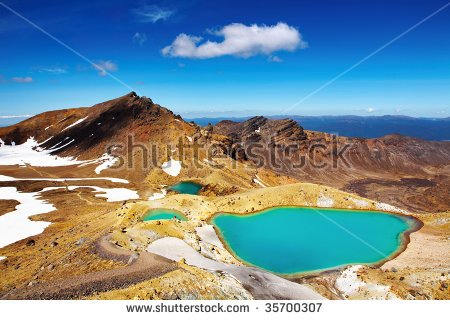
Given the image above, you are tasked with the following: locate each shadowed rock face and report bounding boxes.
[214,116,307,145]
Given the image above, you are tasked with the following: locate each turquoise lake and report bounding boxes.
[143,209,187,221]
[169,182,202,195]
[211,207,416,275]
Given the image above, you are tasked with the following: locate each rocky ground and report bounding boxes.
[1,161,448,300]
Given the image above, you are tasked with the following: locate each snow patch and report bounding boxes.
[40,187,66,192]
[186,136,193,142]
[255,127,261,133]
[253,175,267,188]
[54,138,75,150]
[335,265,396,299]
[44,125,52,131]
[94,153,119,174]
[350,197,368,208]
[376,202,410,215]
[0,256,6,261]
[253,179,265,187]
[0,174,129,184]
[0,182,138,248]
[62,116,88,131]
[316,193,334,207]
[335,265,364,295]
[0,187,54,248]
[0,136,127,174]
[0,174,18,181]
[162,157,182,176]
[195,225,224,249]
[149,189,167,201]
[0,137,83,167]
[38,136,54,145]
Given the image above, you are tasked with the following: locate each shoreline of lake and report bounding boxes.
[209,206,423,277]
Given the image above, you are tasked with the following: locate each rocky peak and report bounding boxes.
[247,116,268,126]
[140,96,154,105]
[205,123,213,132]
[0,92,179,151]
[214,116,307,144]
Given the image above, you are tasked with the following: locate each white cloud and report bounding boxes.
[132,32,148,46]
[133,4,174,23]
[268,55,283,63]
[11,76,34,83]
[162,22,306,59]
[35,66,68,74]
[366,108,376,113]
[93,60,118,77]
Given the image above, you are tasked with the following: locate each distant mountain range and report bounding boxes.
[0,117,33,127]
[186,115,450,141]
[3,113,449,141]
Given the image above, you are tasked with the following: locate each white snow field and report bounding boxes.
[161,157,182,176]
[0,137,83,167]
[0,187,53,248]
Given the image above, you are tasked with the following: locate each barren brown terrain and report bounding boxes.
[214,117,450,213]
[0,92,448,300]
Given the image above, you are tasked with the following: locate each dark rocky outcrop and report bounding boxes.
[214,116,307,145]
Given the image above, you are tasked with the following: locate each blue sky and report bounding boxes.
[0,0,449,118]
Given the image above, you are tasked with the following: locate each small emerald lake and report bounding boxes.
[211,207,419,275]
[143,209,187,221]
[168,182,202,195]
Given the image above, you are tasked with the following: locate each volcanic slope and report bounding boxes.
[214,116,450,213]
